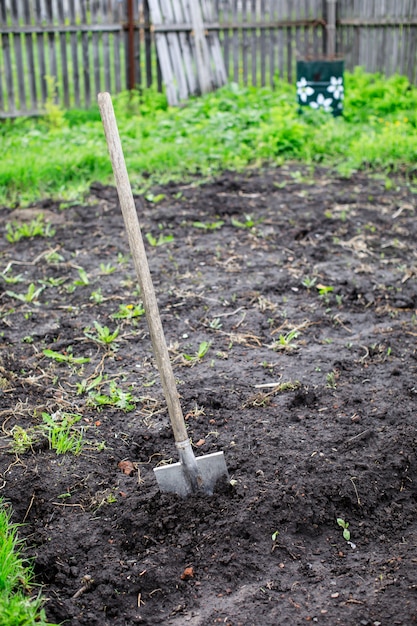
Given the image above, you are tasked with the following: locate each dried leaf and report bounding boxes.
[118,460,135,476]
[180,566,194,580]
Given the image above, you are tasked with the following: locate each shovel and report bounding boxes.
[98,92,229,497]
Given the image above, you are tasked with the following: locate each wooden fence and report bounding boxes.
[1,0,417,118]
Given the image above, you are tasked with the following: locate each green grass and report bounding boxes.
[1,68,417,207]
[0,500,57,625]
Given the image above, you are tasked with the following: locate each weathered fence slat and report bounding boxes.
[2,0,417,118]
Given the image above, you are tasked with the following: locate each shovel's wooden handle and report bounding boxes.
[98,92,188,444]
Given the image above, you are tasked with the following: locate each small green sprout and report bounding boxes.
[272,329,299,351]
[192,220,224,230]
[145,232,174,247]
[337,518,351,542]
[111,303,145,321]
[6,283,44,304]
[84,321,120,348]
[41,412,84,455]
[183,341,211,364]
[231,215,262,229]
[5,214,55,242]
[43,348,90,366]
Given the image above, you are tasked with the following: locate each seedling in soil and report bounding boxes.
[90,289,104,304]
[209,317,223,330]
[111,303,145,321]
[231,214,262,229]
[272,329,299,351]
[192,220,224,230]
[6,283,44,304]
[10,425,36,454]
[301,276,317,289]
[43,348,90,366]
[337,518,351,542]
[45,249,64,263]
[0,269,23,284]
[73,268,90,286]
[5,214,55,243]
[100,262,116,275]
[326,370,338,388]
[84,321,120,348]
[145,232,174,247]
[317,284,334,304]
[40,412,84,455]
[182,341,211,364]
[87,381,138,412]
[145,192,166,203]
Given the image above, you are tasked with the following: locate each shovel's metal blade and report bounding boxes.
[153,451,229,497]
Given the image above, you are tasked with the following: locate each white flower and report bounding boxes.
[296,77,314,103]
[327,76,344,99]
[310,93,333,112]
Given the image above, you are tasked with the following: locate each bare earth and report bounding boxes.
[0,165,416,625]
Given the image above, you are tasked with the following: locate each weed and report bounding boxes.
[192,220,224,230]
[0,499,56,625]
[74,268,90,286]
[5,214,55,243]
[209,317,223,330]
[90,289,104,304]
[271,329,299,351]
[84,321,120,348]
[301,276,317,289]
[45,250,65,263]
[87,380,138,412]
[145,193,166,203]
[40,412,84,455]
[145,232,174,247]
[336,517,351,542]
[10,425,36,454]
[182,341,211,364]
[6,283,44,304]
[111,303,145,321]
[231,215,262,229]
[326,370,338,388]
[99,262,116,275]
[0,269,23,284]
[43,347,90,366]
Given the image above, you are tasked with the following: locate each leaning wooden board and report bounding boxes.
[147,0,227,105]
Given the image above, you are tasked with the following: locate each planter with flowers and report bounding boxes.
[296,59,344,117]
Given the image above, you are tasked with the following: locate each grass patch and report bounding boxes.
[0,500,56,625]
[1,68,417,206]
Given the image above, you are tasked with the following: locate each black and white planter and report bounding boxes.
[296,60,344,117]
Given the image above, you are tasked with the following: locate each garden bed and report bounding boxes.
[0,165,416,625]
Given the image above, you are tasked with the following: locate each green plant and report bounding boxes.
[99,262,116,275]
[90,289,104,304]
[87,380,138,412]
[272,329,299,351]
[5,214,55,243]
[10,425,36,454]
[182,341,211,364]
[192,220,224,230]
[73,268,90,286]
[145,192,166,203]
[209,317,223,330]
[145,232,174,246]
[0,499,57,625]
[6,283,44,304]
[301,276,317,289]
[336,518,351,542]
[84,321,120,348]
[326,370,338,388]
[231,214,262,229]
[40,412,84,454]
[0,269,23,284]
[111,303,145,321]
[43,347,90,366]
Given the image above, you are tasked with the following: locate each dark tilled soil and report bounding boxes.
[0,166,416,626]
